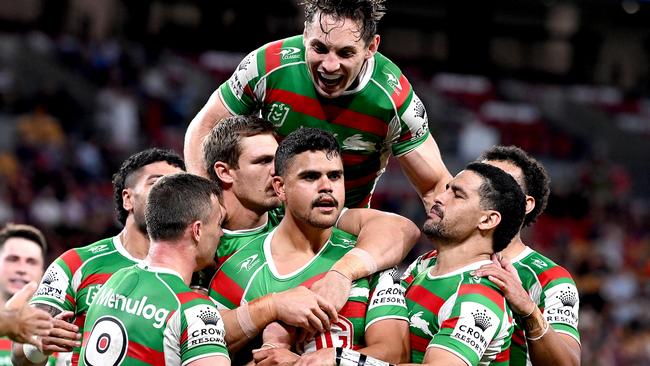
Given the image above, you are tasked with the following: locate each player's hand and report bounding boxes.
[295,348,335,366]
[261,322,294,349]
[273,286,337,334]
[3,282,52,346]
[473,254,536,316]
[40,311,81,354]
[310,270,352,311]
[252,347,299,366]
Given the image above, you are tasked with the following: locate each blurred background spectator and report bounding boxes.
[0,1,648,364]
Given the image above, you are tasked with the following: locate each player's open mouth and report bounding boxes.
[317,72,343,87]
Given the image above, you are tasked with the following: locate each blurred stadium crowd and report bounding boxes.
[0,0,649,364]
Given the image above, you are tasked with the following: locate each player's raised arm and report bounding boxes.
[185,90,234,176]
[397,135,452,211]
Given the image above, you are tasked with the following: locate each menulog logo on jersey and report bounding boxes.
[35,264,69,302]
[451,303,499,356]
[93,286,170,329]
[185,305,226,349]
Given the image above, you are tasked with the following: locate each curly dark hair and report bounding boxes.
[203,116,276,185]
[274,128,341,177]
[465,162,526,252]
[112,148,185,226]
[302,0,386,44]
[478,145,550,227]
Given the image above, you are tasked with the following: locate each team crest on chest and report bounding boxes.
[266,102,291,127]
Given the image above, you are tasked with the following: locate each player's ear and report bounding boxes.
[190,220,202,243]
[272,176,286,201]
[478,210,500,231]
[122,188,133,212]
[365,35,380,59]
[524,195,535,216]
[214,161,233,185]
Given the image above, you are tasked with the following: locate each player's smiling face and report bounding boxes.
[304,13,379,98]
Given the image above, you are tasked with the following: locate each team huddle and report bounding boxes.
[0,0,581,365]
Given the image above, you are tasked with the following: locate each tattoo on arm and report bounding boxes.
[34,303,62,317]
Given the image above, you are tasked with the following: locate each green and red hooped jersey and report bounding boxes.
[401,247,580,366]
[508,247,580,366]
[218,35,431,208]
[78,264,228,366]
[209,227,408,352]
[405,260,513,366]
[30,236,142,366]
[216,207,283,267]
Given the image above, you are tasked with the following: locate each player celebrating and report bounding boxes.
[80,173,229,366]
[211,128,410,365]
[473,146,581,366]
[185,0,451,209]
[13,149,185,366]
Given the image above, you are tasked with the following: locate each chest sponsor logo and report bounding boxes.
[94,287,170,329]
[238,254,260,273]
[410,311,434,338]
[278,47,301,60]
[35,264,69,302]
[86,284,103,306]
[384,71,402,95]
[451,303,498,356]
[342,134,376,152]
[266,103,291,127]
[186,305,226,349]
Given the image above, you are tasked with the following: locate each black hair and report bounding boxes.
[465,162,526,252]
[479,145,550,227]
[274,128,341,177]
[112,148,185,225]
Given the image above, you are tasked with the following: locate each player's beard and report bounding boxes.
[133,206,148,235]
[306,194,340,229]
[422,204,449,242]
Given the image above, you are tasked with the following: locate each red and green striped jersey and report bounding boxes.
[219,35,431,208]
[79,264,228,366]
[508,247,580,366]
[405,260,512,366]
[0,338,62,366]
[216,207,283,267]
[209,227,407,352]
[401,249,438,288]
[30,236,142,366]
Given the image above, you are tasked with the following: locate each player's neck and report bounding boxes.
[145,241,195,285]
[271,215,332,275]
[500,233,527,262]
[222,193,268,230]
[431,237,492,276]
[119,218,150,260]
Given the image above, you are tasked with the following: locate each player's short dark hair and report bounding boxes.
[302,0,386,44]
[112,148,185,226]
[465,162,526,252]
[274,128,341,177]
[0,223,47,255]
[478,145,550,227]
[145,173,222,242]
[203,116,276,184]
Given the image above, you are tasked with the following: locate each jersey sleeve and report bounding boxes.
[389,84,430,157]
[179,300,229,365]
[218,48,263,115]
[366,268,408,330]
[428,283,511,366]
[30,249,82,312]
[537,267,580,343]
